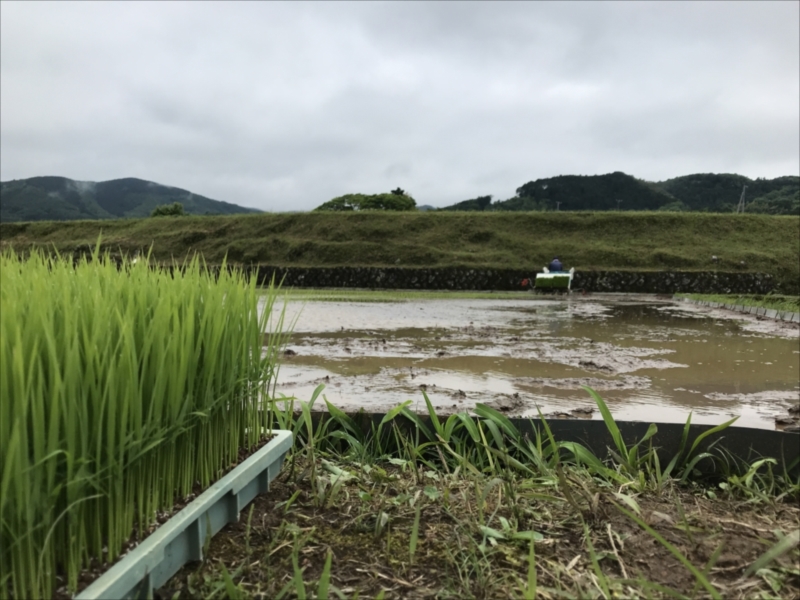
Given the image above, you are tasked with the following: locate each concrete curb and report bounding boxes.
[678,297,799,323]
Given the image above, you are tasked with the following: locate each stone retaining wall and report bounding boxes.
[247,265,777,294]
[571,270,775,294]
[679,297,799,323]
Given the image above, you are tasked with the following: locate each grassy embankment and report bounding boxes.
[677,293,800,313]
[1,211,798,292]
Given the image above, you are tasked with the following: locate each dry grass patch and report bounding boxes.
[160,457,800,599]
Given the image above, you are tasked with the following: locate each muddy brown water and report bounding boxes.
[265,294,800,430]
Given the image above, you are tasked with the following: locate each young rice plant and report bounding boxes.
[0,246,287,599]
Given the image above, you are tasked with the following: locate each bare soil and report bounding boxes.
[158,458,800,599]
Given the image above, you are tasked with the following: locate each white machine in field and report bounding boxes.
[534,267,575,291]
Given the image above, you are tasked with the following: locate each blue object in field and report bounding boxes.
[548,257,563,272]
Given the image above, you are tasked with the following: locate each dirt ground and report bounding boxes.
[159,458,800,599]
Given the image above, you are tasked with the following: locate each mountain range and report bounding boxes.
[0,176,261,222]
[1,172,797,222]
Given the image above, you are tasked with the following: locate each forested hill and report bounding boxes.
[510,172,674,211]
[442,172,799,214]
[656,174,799,213]
[0,176,261,222]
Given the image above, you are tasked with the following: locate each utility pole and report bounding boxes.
[616,199,622,211]
[735,185,747,213]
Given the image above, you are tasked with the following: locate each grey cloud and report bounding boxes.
[1,1,797,211]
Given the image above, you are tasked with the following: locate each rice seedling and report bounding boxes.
[0,245,286,598]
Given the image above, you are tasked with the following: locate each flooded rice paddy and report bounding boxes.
[269,294,800,430]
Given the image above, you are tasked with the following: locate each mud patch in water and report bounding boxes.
[271,294,799,429]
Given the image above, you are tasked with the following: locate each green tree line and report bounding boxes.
[315,189,416,211]
[437,172,799,214]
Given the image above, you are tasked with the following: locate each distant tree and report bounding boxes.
[391,187,406,196]
[491,196,548,211]
[315,192,416,211]
[746,187,800,215]
[658,201,689,212]
[151,202,185,217]
[361,193,416,211]
[439,195,493,211]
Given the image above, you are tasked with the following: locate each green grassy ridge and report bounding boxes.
[678,293,800,313]
[1,211,798,291]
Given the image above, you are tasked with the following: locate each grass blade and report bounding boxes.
[583,386,628,469]
[663,412,693,479]
[584,522,611,599]
[744,529,800,576]
[612,501,721,599]
[399,406,434,441]
[409,505,421,563]
[317,549,333,599]
[474,403,520,441]
[525,532,537,599]
[686,417,739,460]
[422,391,444,439]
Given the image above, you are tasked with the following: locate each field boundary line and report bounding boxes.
[677,296,800,323]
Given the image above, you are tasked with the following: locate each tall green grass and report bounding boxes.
[0,246,286,599]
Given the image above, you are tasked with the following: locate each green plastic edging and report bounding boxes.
[76,430,293,600]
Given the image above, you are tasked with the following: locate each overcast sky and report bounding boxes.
[1,1,798,211]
